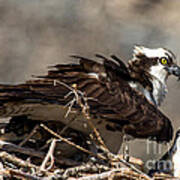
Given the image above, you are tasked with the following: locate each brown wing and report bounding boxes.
[0,55,173,143]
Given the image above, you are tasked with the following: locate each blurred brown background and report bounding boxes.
[0,0,180,166]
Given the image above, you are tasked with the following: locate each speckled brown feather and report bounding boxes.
[0,55,173,143]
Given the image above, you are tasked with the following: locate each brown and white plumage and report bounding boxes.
[0,46,179,152]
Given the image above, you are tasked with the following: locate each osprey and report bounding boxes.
[0,46,180,153]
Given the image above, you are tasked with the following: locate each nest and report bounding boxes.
[0,83,179,180]
[0,118,179,180]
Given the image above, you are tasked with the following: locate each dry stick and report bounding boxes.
[118,154,143,167]
[153,173,179,180]
[40,123,106,161]
[4,168,42,180]
[54,80,77,118]
[62,163,110,179]
[80,101,109,152]
[78,169,131,180]
[0,152,53,177]
[0,140,45,158]
[78,168,151,180]
[0,151,39,170]
[77,87,109,151]
[54,80,83,118]
[19,124,40,147]
[114,158,152,180]
[1,136,79,167]
[40,139,56,171]
[0,140,79,168]
[55,80,109,152]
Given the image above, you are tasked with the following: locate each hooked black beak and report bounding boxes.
[165,64,180,78]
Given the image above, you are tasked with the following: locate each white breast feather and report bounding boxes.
[129,63,168,106]
[149,64,168,106]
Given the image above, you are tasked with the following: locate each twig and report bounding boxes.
[40,124,107,161]
[78,168,151,180]
[111,157,152,180]
[54,80,78,117]
[0,140,45,158]
[62,163,110,179]
[40,139,56,171]
[56,80,109,152]
[0,139,79,168]
[0,151,54,177]
[19,124,40,147]
[79,94,109,151]
[3,168,42,180]
[153,172,179,180]
[118,154,144,167]
[0,151,38,169]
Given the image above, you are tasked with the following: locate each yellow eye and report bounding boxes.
[160,57,168,65]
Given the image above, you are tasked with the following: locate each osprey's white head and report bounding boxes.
[129,46,180,106]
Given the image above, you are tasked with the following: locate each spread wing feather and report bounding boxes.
[0,55,173,142]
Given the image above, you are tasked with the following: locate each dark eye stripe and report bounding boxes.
[165,52,173,64]
[166,49,176,59]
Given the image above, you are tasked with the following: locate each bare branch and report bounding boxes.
[40,123,107,161]
[19,124,40,147]
[0,140,45,158]
[40,138,56,171]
